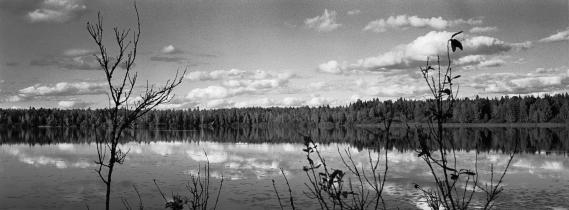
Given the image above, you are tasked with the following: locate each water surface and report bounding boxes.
[1,127,568,209]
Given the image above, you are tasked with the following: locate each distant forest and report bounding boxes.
[2,94,569,129]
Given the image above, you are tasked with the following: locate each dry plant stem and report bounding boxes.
[272,179,285,210]
[295,105,393,210]
[212,173,224,210]
[280,168,297,210]
[480,144,516,210]
[188,155,215,210]
[121,185,144,210]
[420,41,457,210]
[153,179,168,203]
[302,139,330,210]
[154,158,224,210]
[416,32,516,210]
[133,185,143,210]
[87,3,185,209]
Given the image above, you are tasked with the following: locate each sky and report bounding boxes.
[0,0,568,109]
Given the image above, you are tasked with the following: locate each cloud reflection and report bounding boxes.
[1,141,569,208]
[5,146,93,169]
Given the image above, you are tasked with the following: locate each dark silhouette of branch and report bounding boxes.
[280,168,297,210]
[86,2,185,209]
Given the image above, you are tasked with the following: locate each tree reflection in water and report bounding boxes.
[1,126,568,154]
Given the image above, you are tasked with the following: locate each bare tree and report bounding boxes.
[86,3,185,209]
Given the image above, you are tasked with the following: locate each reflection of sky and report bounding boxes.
[4,144,93,169]
[1,141,568,209]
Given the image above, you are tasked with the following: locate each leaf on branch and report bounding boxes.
[450,39,463,52]
[445,76,453,85]
[453,75,461,79]
[441,88,451,95]
[451,174,459,180]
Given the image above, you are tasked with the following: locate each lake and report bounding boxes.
[1,126,568,209]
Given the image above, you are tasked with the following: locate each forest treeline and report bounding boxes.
[1,94,569,129]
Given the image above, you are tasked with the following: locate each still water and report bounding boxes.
[0,127,568,209]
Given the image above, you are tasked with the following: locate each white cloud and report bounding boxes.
[511,77,563,89]
[282,97,304,107]
[194,95,339,109]
[185,69,248,81]
[305,9,342,32]
[363,15,482,33]
[535,66,568,74]
[539,28,569,43]
[306,95,334,107]
[471,67,569,94]
[161,45,183,54]
[185,69,293,82]
[231,96,333,108]
[149,45,188,63]
[186,76,289,101]
[58,100,91,109]
[19,82,106,96]
[456,55,485,65]
[154,101,194,110]
[187,86,233,100]
[206,99,236,109]
[457,55,505,69]
[317,60,343,74]
[469,26,498,33]
[4,96,24,103]
[477,58,505,68]
[180,69,298,108]
[185,70,293,101]
[222,78,287,90]
[7,82,106,102]
[346,9,361,16]
[63,49,96,57]
[27,0,87,23]
[463,36,530,55]
[356,31,452,70]
[350,31,530,71]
